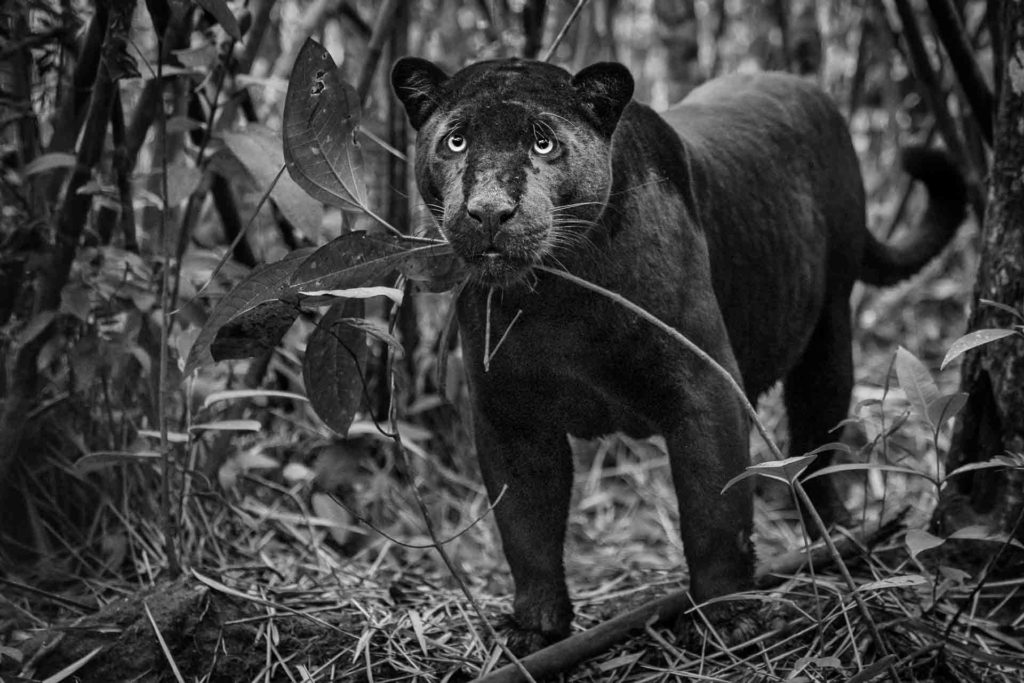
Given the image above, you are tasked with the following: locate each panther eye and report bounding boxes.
[533,136,555,155]
[447,133,467,153]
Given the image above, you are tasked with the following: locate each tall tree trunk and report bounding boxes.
[942,0,1024,539]
[654,0,700,104]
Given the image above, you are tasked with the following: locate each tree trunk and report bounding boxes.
[942,0,1024,539]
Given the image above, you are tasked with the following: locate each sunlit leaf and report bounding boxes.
[221,125,323,240]
[304,299,368,436]
[22,152,76,176]
[202,389,309,409]
[894,346,938,425]
[184,248,312,375]
[948,525,1024,550]
[298,286,404,306]
[138,429,189,443]
[905,528,944,560]
[191,419,262,432]
[283,39,367,210]
[940,329,1017,370]
[311,492,354,546]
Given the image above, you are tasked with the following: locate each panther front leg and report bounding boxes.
[472,410,575,655]
[660,358,760,646]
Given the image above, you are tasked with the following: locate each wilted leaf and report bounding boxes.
[940,329,1017,370]
[857,575,929,591]
[338,317,404,356]
[283,39,367,210]
[195,0,241,40]
[298,285,404,306]
[927,392,968,427]
[905,528,944,560]
[184,248,312,375]
[722,453,817,491]
[221,125,323,240]
[895,346,939,425]
[304,299,368,435]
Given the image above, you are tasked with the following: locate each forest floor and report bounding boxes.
[4,206,1024,681]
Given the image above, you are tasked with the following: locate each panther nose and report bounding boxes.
[466,195,516,228]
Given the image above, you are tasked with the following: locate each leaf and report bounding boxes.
[184,248,312,375]
[22,152,76,176]
[195,0,242,40]
[304,299,368,436]
[895,346,939,425]
[946,458,1014,478]
[802,462,933,484]
[905,528,944,560]
[926,392,968,427]
[338,317,404,356]
[283,39,367,210]
[138,429,189,443]
[940,329,1017,370]
[948,525,1024,550]
[298,286,405,306]
[857,575,929,591]
[979,298,1024,322]
[202,389,309,409]
[845,655,896,683]
[221,126,323,240]
[310,492,354,546]
[75,450,162,473]
[191,419,262,432]
[721,453,818,492]
[289,231,452,292]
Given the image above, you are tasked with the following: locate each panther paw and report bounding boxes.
[677,600,779,652]
[501,616,565,657]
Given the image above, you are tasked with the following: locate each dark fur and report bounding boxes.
[392,58,966,653]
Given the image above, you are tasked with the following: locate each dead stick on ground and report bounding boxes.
[476,516,902,683]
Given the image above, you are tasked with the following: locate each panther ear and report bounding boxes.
[391,57,449,130]
[571,62,634,137]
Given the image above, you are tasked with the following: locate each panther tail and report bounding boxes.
[859,146,968,287]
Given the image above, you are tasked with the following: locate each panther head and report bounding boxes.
[392,58,634,286]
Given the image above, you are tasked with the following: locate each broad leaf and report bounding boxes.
[926,391,968,427]
[288,231,451,292]
[221,126,323,240]
[905,528,944,560]
[940,329,1017,370]
[283,39,367,210]
[894,346,938,425]
[304,299,368,436]
[184,248,312,374]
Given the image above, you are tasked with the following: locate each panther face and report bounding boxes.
[392,58,634,286]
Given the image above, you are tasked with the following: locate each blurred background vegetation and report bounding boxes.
[1,0,1023,680]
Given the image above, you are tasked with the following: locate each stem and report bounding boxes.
[542,0,590,62]
[535,265,784,461]
[355,0,403,103]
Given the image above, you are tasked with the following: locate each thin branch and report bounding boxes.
[542,0,590,63]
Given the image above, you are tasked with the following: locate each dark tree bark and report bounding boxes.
[943,0,1024,539]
